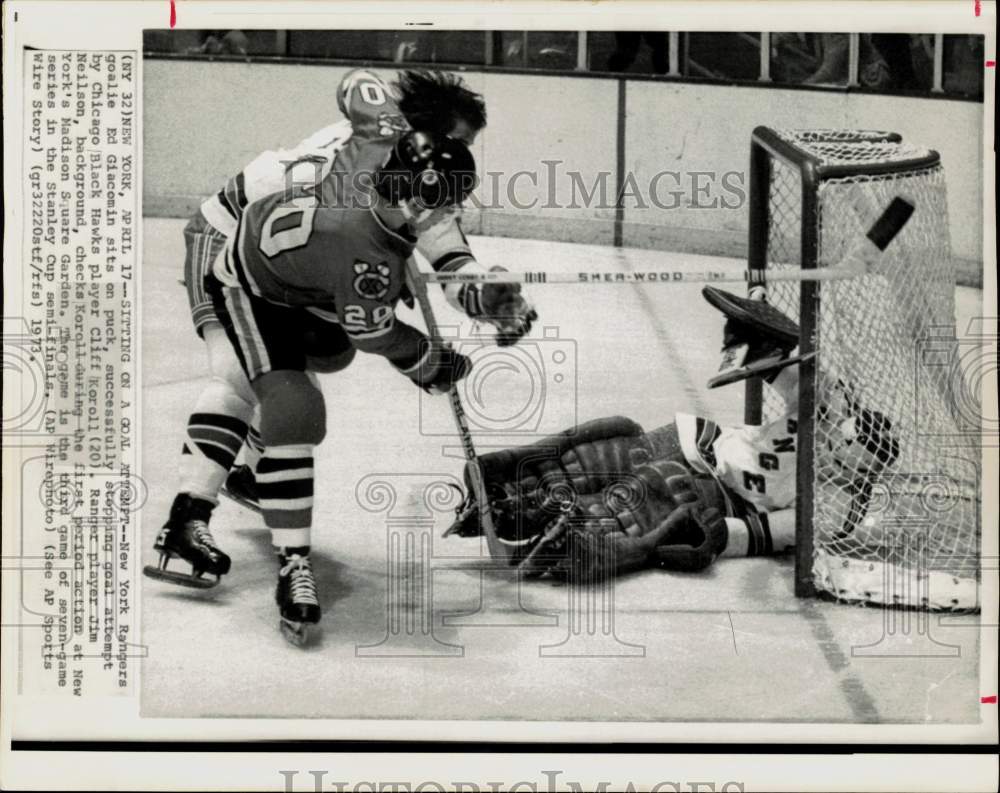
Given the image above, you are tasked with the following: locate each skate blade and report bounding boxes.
[143,564,219,589]
[279,618,319,647]
[220,487,262,515]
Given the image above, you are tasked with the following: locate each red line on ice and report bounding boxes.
[981,695,997,704]
[986,61,997,68]
[170,0,177,28]
[975,0,981,16]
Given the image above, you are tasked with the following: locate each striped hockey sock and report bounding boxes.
[179,411,250,503]
[244,421,265,471]
[258,445,314,547]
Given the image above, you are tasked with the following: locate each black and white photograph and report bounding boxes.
[1,1,996,790]
[139,21,990,720]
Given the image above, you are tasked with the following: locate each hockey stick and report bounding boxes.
[404,258,513,563]
[423,262,867,287]
[420,203,913,289]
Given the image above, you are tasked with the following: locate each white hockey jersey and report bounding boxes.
[200,120,353,238]
[676,366,800,512]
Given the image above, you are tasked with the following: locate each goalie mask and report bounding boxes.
[375,130,478,224]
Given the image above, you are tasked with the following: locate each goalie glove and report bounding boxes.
[462,266,538,346]
[646,503,728,572]
[702,286,811,389]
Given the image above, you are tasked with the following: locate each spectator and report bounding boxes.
[186,30,249,56]
[869,34,918,90]
[773,33,892,88]
[944,34,984,96]
[607,32,668,74]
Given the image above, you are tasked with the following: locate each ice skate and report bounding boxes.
[220,463,261,514]
[143,494,231,589]
[276,549,321,647]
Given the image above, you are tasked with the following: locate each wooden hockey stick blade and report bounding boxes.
[866,196,915,251]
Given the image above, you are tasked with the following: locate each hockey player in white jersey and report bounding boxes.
[145,69,535,591]
[445,287,900,580]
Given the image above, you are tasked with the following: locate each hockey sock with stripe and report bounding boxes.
[259,444,314,548]
[178,381,255,503]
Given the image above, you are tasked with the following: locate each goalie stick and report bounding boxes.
[404,258,513,564]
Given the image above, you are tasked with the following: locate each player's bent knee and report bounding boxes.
[199,376,256,420]
[306,346,356,373]
[253,370,327,446]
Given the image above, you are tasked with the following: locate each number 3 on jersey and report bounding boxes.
[259,194,318,258]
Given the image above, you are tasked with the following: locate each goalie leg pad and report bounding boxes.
[475,415,644,485]
[446,416,646,547]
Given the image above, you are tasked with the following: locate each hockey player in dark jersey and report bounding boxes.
[145,71,536,646]
[145,71,532,571]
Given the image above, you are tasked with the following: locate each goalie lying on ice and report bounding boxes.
[446,287,900,580]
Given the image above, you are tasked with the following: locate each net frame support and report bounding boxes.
[743,125,943,599]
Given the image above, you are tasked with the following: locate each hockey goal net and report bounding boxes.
[744,127,980,610]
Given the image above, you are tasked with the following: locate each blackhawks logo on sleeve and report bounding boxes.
[353,260,392,300]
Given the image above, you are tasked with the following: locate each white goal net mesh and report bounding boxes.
[755,129,980,610]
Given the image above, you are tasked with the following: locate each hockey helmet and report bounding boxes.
[375,130,478,210]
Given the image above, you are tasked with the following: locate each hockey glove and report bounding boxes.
[403,339,472,395]
[472,267,538,346]
[646,503,728,572]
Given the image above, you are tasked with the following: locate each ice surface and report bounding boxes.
[140,218,982,722]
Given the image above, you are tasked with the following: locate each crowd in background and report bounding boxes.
[143,30,986,99]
